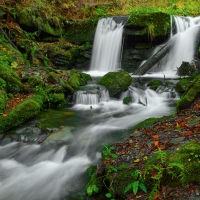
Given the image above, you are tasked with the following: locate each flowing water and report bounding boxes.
[90,17,124,74]
[147,16,200,76]
[0,15,196,200]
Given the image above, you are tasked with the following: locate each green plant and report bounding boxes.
[102,143,118,160]
[124,169,147,195]
[144,149,187,200]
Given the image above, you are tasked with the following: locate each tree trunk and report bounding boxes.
[135,38,175,75]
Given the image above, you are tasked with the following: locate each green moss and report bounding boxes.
[68,74,80,90]
[169,141,200,184]
[129,116,173,133]
[176,74,200,111]
[0,89,8,114]
[175,79,190,93]
[28,76,44,88]
[147,79,163,91]
[109,168,135,196]
[128,7,171,37]
[0,65,28,94]
[98,71,132,97]
[123,96,131,105]
[135,43,151,49]
[49,93,67,107]
[0,94,45,133]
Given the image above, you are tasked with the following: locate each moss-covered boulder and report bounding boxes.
[176,74,200,111]
[147,79,163,91]
[176,61,196,76]
[28,76,45,88]
[49,93,67,108]
[169,141,200,184]
[68,71,92,90]
[123,96,131,105]
[98,71,132,97]
[175,79,190,93]
[0,94,45,133]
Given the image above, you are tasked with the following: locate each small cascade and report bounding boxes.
[74,87,110,106]
[149,15,200,74]
[75,91,99,105]
[90,17,124,72]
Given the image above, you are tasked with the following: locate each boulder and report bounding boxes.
[175,79,190,93]
[98,71,132,97]
[177,74,200,112]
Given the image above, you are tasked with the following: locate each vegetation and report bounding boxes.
[98,71,132,97]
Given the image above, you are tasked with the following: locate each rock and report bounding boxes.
[123,96,131,105]
[176,61,196,76]
[147,79,163,91]
[175,79,190,93]
[177,74,200,111]
[98,71,132,97]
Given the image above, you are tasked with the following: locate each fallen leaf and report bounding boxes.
[152,135,159,139]
[154,141,159,147]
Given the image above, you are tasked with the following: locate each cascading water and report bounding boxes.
[0,16,180,200]
[90,17,124,73]
[148,15,200,74]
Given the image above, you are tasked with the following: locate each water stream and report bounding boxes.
[148,15,200,75]
[0,15,197,200]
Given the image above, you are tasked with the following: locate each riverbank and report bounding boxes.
[87,90,200,199]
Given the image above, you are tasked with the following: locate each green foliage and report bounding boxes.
[144,149,187,199]
[124,169,147,195]
[87,185,99,196]
[102,143,118,160]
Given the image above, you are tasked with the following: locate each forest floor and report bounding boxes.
[110,97,200,200]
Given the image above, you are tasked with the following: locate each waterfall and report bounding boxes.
[90,17,124,72]
[149,16,200,74]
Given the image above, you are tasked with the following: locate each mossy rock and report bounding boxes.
[0,94,45,133]
[176,74,200,111]
[98,71,132,97]
[175,79,190,93]
[0,89,8,114]
[0,65,28,94]
[169,141,200,184]
[68,74,80,90]
[147,79,162,91]
[176,61,196,76]
[28,76,44,88]
[123,96,131,105]
[49,93,67,108]
[128,8,171,37]
[47,72,60,84]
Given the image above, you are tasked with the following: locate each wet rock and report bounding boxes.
[98,71,132,97]
[170,137,185,145]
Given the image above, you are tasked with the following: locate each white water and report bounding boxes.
[0,16,181,200]
[0,85,175,200]
[90,17,124,73]
[147,16,200,76]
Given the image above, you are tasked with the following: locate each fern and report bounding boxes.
[124,169,147,195]
[133,181,139,195]
[154,149,167,163]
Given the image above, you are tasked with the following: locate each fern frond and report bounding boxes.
[139,182,147,193]
[133,181,139,195]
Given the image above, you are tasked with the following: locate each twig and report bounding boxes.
[0,27,19,50]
